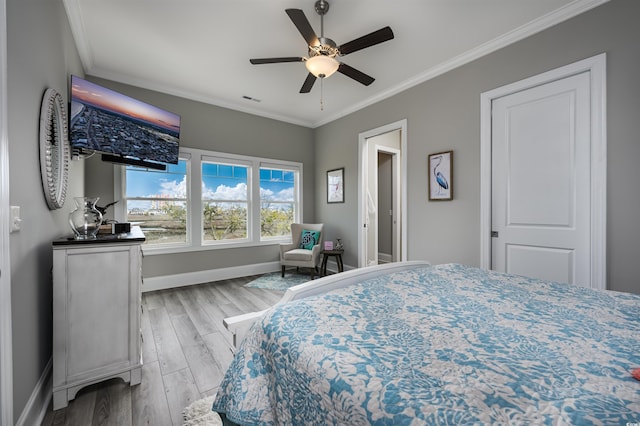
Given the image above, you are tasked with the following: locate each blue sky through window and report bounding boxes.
[260,169,295,202]
[126,161,187,198]
[126,161,295,211]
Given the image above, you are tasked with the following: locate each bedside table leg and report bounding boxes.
[321,255,329,276]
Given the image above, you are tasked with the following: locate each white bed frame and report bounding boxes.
[224,261,431,348]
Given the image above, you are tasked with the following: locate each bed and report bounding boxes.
[212,262,640,425]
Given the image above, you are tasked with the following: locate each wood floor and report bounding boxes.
[41,274,284,426]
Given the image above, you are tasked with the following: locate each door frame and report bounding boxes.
[358,119,408,267]
[479,53,607,289]
[0,0,13,423]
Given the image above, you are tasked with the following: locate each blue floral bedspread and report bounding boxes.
[212,263,640,425]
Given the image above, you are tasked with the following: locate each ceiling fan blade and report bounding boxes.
[337,63,375,86]
[250,57,304,65]
[339,26,394,56]
[300,73,317,93]
[285,9,319,47]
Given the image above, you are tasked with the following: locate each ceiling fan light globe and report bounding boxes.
[305,55,339,78]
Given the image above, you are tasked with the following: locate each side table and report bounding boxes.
[52,227,145,409]
[321,249,344,276]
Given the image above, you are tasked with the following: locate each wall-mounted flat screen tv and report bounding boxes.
[69,75,180,170]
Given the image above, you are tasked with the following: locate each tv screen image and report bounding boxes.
[69,75,180,168]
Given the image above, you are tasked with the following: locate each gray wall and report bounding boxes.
[314,0,640,294]
[6,0,84,420]
[83,78,315,278]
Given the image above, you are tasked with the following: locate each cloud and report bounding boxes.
[201,183,293,202]
[158,175,187,198]
[203,182,247,200]
[142,179,293,204]
[260,187,294,202]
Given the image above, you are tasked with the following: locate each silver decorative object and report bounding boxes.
[69,197,103,240]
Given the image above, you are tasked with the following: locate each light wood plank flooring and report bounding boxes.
[41,274,283,426]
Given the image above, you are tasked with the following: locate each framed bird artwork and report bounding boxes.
[428,151,453,201]
[327,167,345,203]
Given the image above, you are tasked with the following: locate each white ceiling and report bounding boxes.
[63,0,606,128]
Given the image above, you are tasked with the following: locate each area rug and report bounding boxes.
[244,271,314,291]
[182,395,221,426]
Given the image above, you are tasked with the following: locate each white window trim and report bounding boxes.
[115,146,303,255]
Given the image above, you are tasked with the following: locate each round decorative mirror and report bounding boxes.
[39,88,70,210]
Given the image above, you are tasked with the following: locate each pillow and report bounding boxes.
[299,229,321,250]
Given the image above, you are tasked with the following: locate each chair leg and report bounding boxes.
[281,265,285,277]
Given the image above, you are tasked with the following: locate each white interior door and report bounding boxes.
[491,72,591,286]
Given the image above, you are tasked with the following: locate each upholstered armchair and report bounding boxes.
[280,223,324,279]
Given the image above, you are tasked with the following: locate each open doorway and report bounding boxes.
[377,152,393,263]
[358,120,407,268]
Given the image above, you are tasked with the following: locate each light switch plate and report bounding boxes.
[10,206,21,232]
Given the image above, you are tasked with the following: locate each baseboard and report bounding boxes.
[142,261,281,292]
[323,258,353,274]
[142,260,356,293]
[378,253,393,264]
[16,357,52,426]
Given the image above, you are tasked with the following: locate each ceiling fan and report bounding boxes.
[249,0,394,93]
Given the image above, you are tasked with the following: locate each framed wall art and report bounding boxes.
[428,150,453,201]
[327,167,344,203]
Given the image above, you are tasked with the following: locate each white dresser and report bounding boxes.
[52,227,144,410]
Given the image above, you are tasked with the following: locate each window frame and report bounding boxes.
[122,154,191,248]
[115,147,303,255]
[201,155,252,246]
[258,162,301,242]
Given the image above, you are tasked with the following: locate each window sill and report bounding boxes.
[141,238,291,256]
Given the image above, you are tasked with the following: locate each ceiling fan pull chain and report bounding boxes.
[320,78,324,111]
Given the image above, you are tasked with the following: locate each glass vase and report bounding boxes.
[69,197,103,240]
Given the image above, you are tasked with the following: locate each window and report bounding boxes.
[118,147,302,252]
[202,160,249,243]
[260,166,297,239]
[124,160,188,246]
